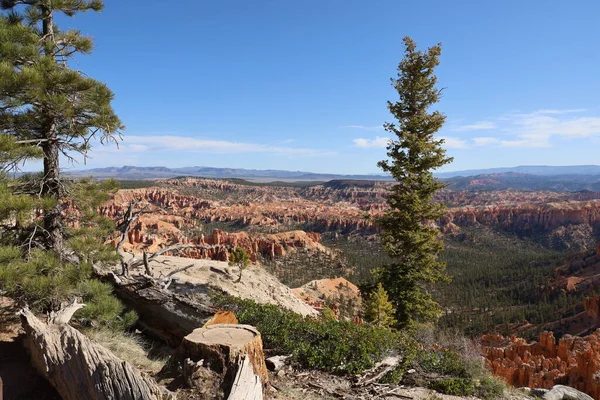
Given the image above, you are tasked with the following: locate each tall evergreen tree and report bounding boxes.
[377,37,452,327]
[0,0,123,249]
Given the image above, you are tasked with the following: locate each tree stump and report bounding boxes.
[179,324,267,399]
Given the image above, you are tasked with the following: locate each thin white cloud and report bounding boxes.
[345,125,384,131]
[95,135,334,156]
[473,137,500,146]
[439,136,469,149]
[457,108,600,149]
[353,136,390,148]
[533,109,587,115]
[453,122,496,132]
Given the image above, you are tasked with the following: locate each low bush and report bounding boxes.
[428,377,474,396]
[474,375,507,400]
[410,324,507,399]
[211,293,416,374]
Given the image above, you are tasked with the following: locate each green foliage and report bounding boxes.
[376,37,452,327]
[66,178,120,266]
[229,246,250,282]
[417,350,473,378]
[364,283,397,328]
[438,227,567,337]
[0,2,133,336]
[1,0,123,247]
[474,376,506,400]
[211,293,414,374]
[75,279,126,328]
[409,326,506,399]
[0,245,134,330]
[428,378,474,396]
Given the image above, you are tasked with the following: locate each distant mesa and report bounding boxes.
[436,165,600,178]
[65,165,394,182]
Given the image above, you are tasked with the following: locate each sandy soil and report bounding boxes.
[125,254,318,317]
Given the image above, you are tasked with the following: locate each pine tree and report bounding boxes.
[364,283,396,328]
[0,0,123,249]
[377,37,452,327]
[0,2,133,328]
[229,247,250,283]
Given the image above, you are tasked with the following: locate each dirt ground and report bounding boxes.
[123,253,318,317]
[0,297,61,400]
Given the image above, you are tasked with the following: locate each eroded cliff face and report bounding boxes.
[479,330,600,398]
[105,186,380,235]
[99,179,600,257]
[102,190,332,262]
[446,201,600,233]
[106,179,600,242]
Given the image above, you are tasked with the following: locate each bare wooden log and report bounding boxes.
[542,385,593,400]
[179,324,268,399]
[19,307,173,400]
[354,356,400,387]
[103,272,218,345]
[228,356,263,400]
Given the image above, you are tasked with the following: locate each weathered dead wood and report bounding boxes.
[228,356,263,400]
[541,385,593,400]
[143,250,152,275]
[265,355,289,372]
[179,324,268,399]
[19,307,173,400]
[158,263,196,290]
[103,272,218,346]
[354,356,400,387]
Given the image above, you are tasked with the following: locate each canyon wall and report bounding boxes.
[445,201,600,233]
[480,328,600,398]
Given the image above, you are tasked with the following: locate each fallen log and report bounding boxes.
[103,272,218,346]
[179,324,268,399]
[20,306,173,400]
[542,385,593,400]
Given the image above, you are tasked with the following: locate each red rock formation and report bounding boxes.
[479,330,600,398]
[444,201,600,234]
[292,277,362,320]
[585,296,600,319]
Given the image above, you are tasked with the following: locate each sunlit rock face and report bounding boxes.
[479,329,600,398]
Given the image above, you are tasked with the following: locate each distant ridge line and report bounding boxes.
[65,165,394,182]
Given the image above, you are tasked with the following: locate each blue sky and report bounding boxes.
[51,0,600,174]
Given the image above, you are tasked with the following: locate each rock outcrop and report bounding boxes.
[479,330,600,398]
[292,277,362,320]
[444,201,600,234]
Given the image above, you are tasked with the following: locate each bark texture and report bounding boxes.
[103,272,217,346]
[180,324,267,399]
[20,307,173,400]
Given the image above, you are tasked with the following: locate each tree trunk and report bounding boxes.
[20,307,172,400]
[40,4,63,251]
[41,137,63,250]
[102,272,218,346]
[179,324,267,399]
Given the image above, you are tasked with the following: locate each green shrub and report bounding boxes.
[428,377,474,396]
[211,293,414,374]
[417,350,472,378]
[474,376,506,399]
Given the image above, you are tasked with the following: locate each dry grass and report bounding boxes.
[84,328,167,374]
